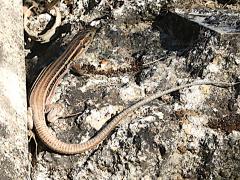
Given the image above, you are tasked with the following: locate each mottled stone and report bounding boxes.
[0,0,28,179]
[26,1,240,179]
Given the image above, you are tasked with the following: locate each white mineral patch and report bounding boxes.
[120,75,130,84]
[229,131,240,140]
[173,102,182,111]
[153,111,164,119]
[35,164,50,180]
[182,123,206,138]
[137,116,156,128]
[79,78,108,92]
[119,83,144,102]
[207,63,220,73]
[112,2,125,17]
[187,139,200,151]
[86,105,121,130]
[168,152,181,166]
[188,115,208,126]
[39,13,51,23]
[235,58,240,64]
[180,86,207,109]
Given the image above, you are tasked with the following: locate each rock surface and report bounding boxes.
[25,0,240,179]
[0,0,28,179]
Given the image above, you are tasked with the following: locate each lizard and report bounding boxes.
[28,27,239,154]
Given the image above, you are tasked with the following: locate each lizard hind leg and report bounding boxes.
[45,102,84,122]
[27,107,38,158]
[28,130,38,158]
[45,103,66,123]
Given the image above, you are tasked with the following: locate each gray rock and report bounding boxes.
[26,1,240,179]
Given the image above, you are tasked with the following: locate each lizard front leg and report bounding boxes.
[45,103,66,123]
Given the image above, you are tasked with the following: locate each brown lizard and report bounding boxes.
[28,27,238,154]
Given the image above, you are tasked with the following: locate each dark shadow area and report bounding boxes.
[25,23,72,93]
[152,11,200,52]
[217,0,238,4]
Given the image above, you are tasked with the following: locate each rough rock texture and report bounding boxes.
[0,0,28,179]
[25,0,240,179]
